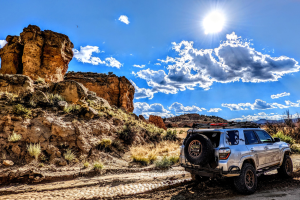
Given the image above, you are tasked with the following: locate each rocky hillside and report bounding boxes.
[164,113,227,128]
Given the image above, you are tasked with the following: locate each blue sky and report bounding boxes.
[1,0,300,121]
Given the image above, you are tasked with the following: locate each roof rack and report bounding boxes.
[192,121,260,129]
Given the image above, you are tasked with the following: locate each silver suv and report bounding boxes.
[180,122,293,194]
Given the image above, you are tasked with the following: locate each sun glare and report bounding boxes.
[203,11,225,34]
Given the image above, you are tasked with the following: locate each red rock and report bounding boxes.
[149,115,167,130]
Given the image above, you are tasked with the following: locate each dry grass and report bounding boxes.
[8,131,22,142]
[27,143,41,161]
[64,149,76,162]
[130,141,180,165]
[93,161,104,171]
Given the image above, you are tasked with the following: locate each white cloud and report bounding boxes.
[207,108,222,113]
[134,102,173,118]
[154,63,161,66]
[0,40,7,48]
[169,102,202,113]
[229,112,300,122]
[133,32,299,98]
[73,45,122,68]
[118,15,130,25]
[105,57,122,69]
[285,100,300,107]
[222,99,291,111]
[271,92,290,99]
[133,64,145,68]
[130,80,156,100]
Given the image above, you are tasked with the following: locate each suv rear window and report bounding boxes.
[226,130,239,145]
[244,130,259,145]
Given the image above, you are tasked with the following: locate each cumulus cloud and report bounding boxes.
[134,102,173,118]
[271,92,290,99]
[229,112,300,122]
[133,32,299,98]
[118,15,130,25]
[73,46,122,68]
[0,40,7,48]
[130,80,156,99]
[133,64,145,68]
[154,63,161,66]
[169,102,202,113]
[207,108,222,113]
[285,100,300,107]
[222,99,291,111]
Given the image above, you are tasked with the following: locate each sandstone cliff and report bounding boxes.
[0,25,74,82]
[65,72,135,112]
[149,115,167,130]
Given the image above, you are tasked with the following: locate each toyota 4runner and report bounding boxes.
[180,122,293,194]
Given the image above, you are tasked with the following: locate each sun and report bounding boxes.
[203,11,225,34]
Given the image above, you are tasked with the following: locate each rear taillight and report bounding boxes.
[219,148,231,160]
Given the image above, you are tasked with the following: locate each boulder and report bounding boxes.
[3,160,14,166]
[49,80,88,103]
[149,115,167,130]
[65,72,134,112]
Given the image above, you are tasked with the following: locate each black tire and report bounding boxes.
[191,174,210,183]
[184,134,214,165]
[233,163,257,194]
[278,155,293,178]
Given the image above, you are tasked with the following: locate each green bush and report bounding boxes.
[273,131,295,145]
[169,155,180,164]
[93,161,104,171]
[83,161,90,168]
[47,93,65,104]
[155,156,172,168]
[118,124,136,145]
[13,104,32,118]
[63,104,81,114]
[164,130,177,141]
[98,138,112,149]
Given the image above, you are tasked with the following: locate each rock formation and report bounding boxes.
[65,72,135,112]
[0,25,74,82]
[164,113,227,128]
[149,115,167,130]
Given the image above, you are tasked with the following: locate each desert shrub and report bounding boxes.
[63,104,81,114]
[164,130,177,141]
[119,124,137,145]
[155,156,172,169]
[39,163,44,168]
[179,130,185,134]
[83,161,90,168]
[8,131,22,142]
[93,161,104,171]
[27,143,41,161]
[97,138,112,151]
[273,131,295,145]
[64,149,76,162]
[112,139,124,151]
[13,104,32,118]
[169,155,180,164]
[36,77,45,84]
[47,93,65,104]
[87,99,103,110]
[132,155,150,166]
[131,146,158,166]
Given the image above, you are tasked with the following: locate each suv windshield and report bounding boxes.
[255,130,273,143]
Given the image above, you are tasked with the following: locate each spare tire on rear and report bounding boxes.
[184,134,214,165]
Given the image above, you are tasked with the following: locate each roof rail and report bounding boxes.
[192,121,260,129]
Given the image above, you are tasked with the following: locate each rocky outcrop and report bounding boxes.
[0,74,34,94]
[139,115,147,123]
[149,115,167,130]
[165,113,227,128]
[65,72,135,112]
[0,25,74,82]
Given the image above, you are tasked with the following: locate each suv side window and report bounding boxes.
[244,130,259,145]
[255,130,273,143]
[226,130,239,145]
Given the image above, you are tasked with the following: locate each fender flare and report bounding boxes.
[238,155,257,170]
[280,147,291,166]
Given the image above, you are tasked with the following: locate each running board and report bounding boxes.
[256,164,280,177]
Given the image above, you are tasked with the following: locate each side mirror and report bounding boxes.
[274,137,281,142]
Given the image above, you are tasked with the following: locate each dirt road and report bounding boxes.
[0,155,299,200]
